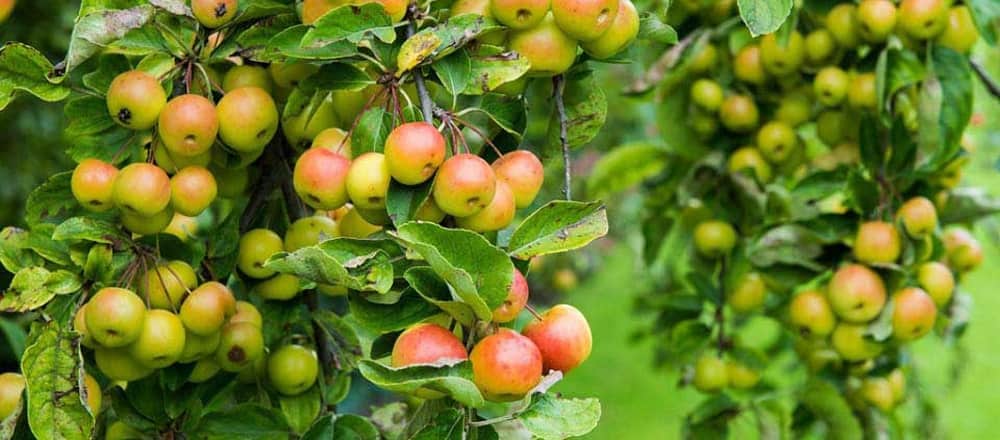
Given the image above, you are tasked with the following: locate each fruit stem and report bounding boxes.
[405,3,436,125]
[970,59,1000,100]
[553,74,571,201]
[525,304,544,321]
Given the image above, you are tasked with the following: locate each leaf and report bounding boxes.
[737,0,794,37]
[312,310,363,373]
[753,397,791,440]
[265,238,401,294]
[968,0,1000,44]
[747,225,825,271]
[0,318,27,362]
[348,290,439,334]
[21,320,94,440]
[195,404,292,440]
[874,47,924,118]
[303,414,380,440]
[412,409,464,440]
[925,46,972,165]
[265,26,361,61]
[279,386,322,434]
[59,4,157,77]
[235,0,296,24]
[64,96,145,164]
[297,63,374,92]
[518,393,601,440]
[0,227,45,273]
[352,107,394,154]
[398,15,503,72]
[507,201,609,259]
[799,379,862,440]
[301,4,396,48]
[24,172,82,227]
[461,48,530,95]
[149,0,190,15]
[432,50,472,96]
[938,187,1000,224]
[639,13,678,44]
[52,217,127,244]
[387,180,433,226]
[0,43,72,111]
[358,360,486,408]
[404,267,477,327]
[1,268,81,313]
[587,142,670,198]
[546,69,607,153]
[474,93,527,138]
[394,222,515,319]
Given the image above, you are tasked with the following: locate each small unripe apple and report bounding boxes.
[180,283,232,336]
[414,197,448,223]
[216,87,279,153]
[268,345,319,395]
[492,150,544,209]
[121,207,175,236]
[391,323,468,367]
[345,152,391,210]
[107,70,167,130]
[690,79,724,112]
[726,359,760,389]
[693,220,737,258]
[490,0,550,29]
[550,0,619,42]
[471,329,543,402]
[155,145,212,174]
[128,309,187,369]
[759,31,805,76]
[805,29,837,66]
[268,62,319,89]
[579,0,639,59]
[888,369,906,403]
[816,110,847,146]
[916,262,954,307]
[158,94,219,157]
[71,159,119,212]
[284,216,339,252]
[178,330,221,363]
[493,269,530,323]
[215,322,265,372]
[522,304,592,373]
[727,272,766,313]
[0,0,15,24]
[854,221,901,264]
[384,122,446,185]
[814,66,850,107]
[311,127,352,157]
[74,304,95,348]
[860,377,896,411]
[692,354,728,393]
[937,6,980,53]
[898,0,949,40]
[86,287,147,348]
[891,287,937,341]
[338,208,383,238]
[826,3,861,48]
[828,264,886,323]
[282,94,341,150]
[719,94,759,133]
[788,290,837,338]
[254,274,301,301]
[94,346,153,382]
[112,163,171,216]
[294,148,351,210]
[552,268,578,292]
[192,0,237,28]
[170,166,217,216]
[687,44,717,75]
[238,228,284,279]
[188,357,222,383]
[857,0,897,43]
[0,373,25,420]
[137,260,198,311]
[830,323,883,361]
[728,147,773,183]
[456,180,516,232]
[230,300,262,327]
[222,65,274,94]
[756,120,799,163]
[733,45,766,86]
[846,72,877,110]
[508,14,578,77]
[897,196,937,237]
[433,154,497,217]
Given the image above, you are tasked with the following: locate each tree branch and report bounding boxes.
[553,74,571,201]
[970,59,1000,100]
[405,3,435,124]
[623,30,703,95]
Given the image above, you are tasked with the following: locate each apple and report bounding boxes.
[106,70,167,130]
[860,377,896,411]
[692,354,728,393]
[128,309,187,369]
[490,0,550,29]
[470,329,543,402]
[690,79,724,112]
[493,269,530,323]
[937,6,980,53]
[170,166,217,216]
[254,274,302,301]
[433,154,497,217]
[853,221,901,264]
[891,287,937,341]
[158,94,219,157]
[756,120,799,163]
[94,346,153,382]
[719,94,759,133]
[215,322,265,372]
[579,0,639,59]
[0,373,25,420]
[136,260,197,311]
[898,0,948,40]
[85,287,147,348]
[759,31,805,76]
[268,345,319,395]
[346,152,391,210]
[805,29,837,66]
[827,264,886,323]
[788,289,837,338]
[230,301,263,327]
[112,163,171,216]
[294,148,351,210]
[550,0,619,42]
[897,196,937,237]
[847,72,878,110]
[507,14,578,77]
[180,283,231,336]
[693,220,737,258]
[121,207,175,236]
[826,3,861,48]
[455,180,516,232]
[311,127,352,157]
[857,0,897,43]
[284,216,339,252]
[492,150,544,208]
[728,147,773,183]
[192,0,237,28]
[71,159,119,212]
[814,66,850,107]
[916,261,955,307]
[830,322,883,361]
[74,304,95,348]
[733,44,766,86]
[268,62,319,89]
[726,360,760,389]
[522,304,592,373]
[237,228,285,279]
[337,207,383,238]
[384,122,446,185]
[188,358,222,383]
[727,272,766,313]
[178,330,221,363]
[222,65,274,94]
[216,87,279,153]
[391,323,468,367]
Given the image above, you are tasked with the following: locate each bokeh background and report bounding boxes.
[0,2,998,438]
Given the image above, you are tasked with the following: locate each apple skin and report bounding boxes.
[346,152,392,210]
[156,145,212,174]
[180,283,231,336]
[391,323,468,367]
[759,31,805,76]
[756,120,799,163]
[384,122,446,185]
[136,260,197,311]
[853,221,901,264]
[158,94,219,157]
[726,360,760,389]
[522,304,592,373]
[85,287,147,348]
[112,163,172,216]
[857,0,897,43]
[492,150,544,209]
[916,262,955,307]
[831,322,883,361]
[94,346,154,382]
[216,87,279,153]
[222,65,274,94]
[827,264,887,323]
[508,14,578,77]
[805,29,837,66]
[0,0,15,24]
[192,0,237,28]
[897,196,937,237]
[719,94,759,133]
[860,377,896,411]
[490,0,550,29]
[687,44,717,75]
[107,70,167,131]
[230,301,263,327]
[455,180,516,232]
[238,228,285,279]
[188,358,222,383]
[690,79,724,112]
[826,3,861,48]
[579,0,639,59]
[692,354,728,393]
[0,373,25,420]
[433,154,497,217]
[268,345,320,396]
[847,72,878,110]
[282,94,341,150]
[338,207,383,238]
[550,0,619,42]
[71,159,119,212]
[170,166,217,216]
[788,290,837,338]
[215,322,265,372]
[254,274,301,301]
[814,66,850,107]
[294,148,351,210]
[727,272,766,313]
[121,207,175,236]
[898,0,949,40]
[284,216,339,252]
[693,220,737,258]
[82,373,102,415]
[311,127,352,157]
[178,330,221,363]
[74,304,95,348]
[493,269,530,323]
[728,147,773,183]
[128,309,187,369]
[888,369,906,402]
[943,227,983,273]
[733,44,766,86]
[471,329,543,402]
[891,287,937,341]
[937,6,980,53]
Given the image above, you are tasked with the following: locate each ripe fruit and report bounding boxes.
[215,322,265,372]
[580,0,639,59]
[128,309,187,369]
[456,180,516,232]
[0,373,25,420]
[294,148,351,210]
[71,159,118,212]
[814,67,849,107]
[0,0,14,24]
[470,329,543,402]
[216,87,279,153]
[238,228,285,279]
[828,264,886,323]
[158,94,219,157]
[805,29,837,66]
[490,0,550,29]
[847,72,877,110]
[81,373,102,414]
[492,150,544,208]
[692,354,728,393]
[268,345,319,395]
[192,0,237,28]
[493,269,530,323]
[693,220,736,258]
[254,274,301,300]
[180,283,232,335]
[788,290,836,338]
[85,287,147,348]
[690,79,724,112]
[189,358,222,383]
[756,121,798,163]
[433,154,497,217]
[311,127,352,156]
[107,71,167,130]
[111,163,171,216]
[230,301,263,327]
[346,152,391,209]
[74,305,95,348]
[384,122,446,185]
[891,287,937,341]
[860,377,895,411]
[728,147,773,183]
[938,6,980,53]
[719,95,759,133]
[522,304,592,373]
[916,262,955,307]
[121,208,174,236]
[830,323,883,361]
[726,360,760,389]
[760,31,805,76]
[282,94,341,150]
[136,260,197,310]
[854,221,901,264]
[94,346,154,381]
[391,323,468,367]
[897,196,937,237]
[170,166,217,216]
[857,0,897,43]
[156,146,212,173]
[733,45,766,85]
[508,14,578,77]
[888,369,906,402]
[898,0,948,40]
[727,272,766,313]
[284,216,339,251]
[550,0,619,42]
[338,208,383,238]
[943,227,983,273]
[222,65,274,94]
[826,3,861,48]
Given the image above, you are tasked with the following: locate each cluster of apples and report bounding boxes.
[388,269,593,401]
[293,121,546,233]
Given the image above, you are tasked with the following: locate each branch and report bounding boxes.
[970,59,1000,100]
[623,30,703,95]
[405,3,435,124]
[553,74,571,201]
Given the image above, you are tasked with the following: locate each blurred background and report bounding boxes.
[0,1,998,438]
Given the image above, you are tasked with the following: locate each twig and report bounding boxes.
[623,30,703,95]
[553,75,571,201]
[970,59,1000,100]
[405,3,435,124]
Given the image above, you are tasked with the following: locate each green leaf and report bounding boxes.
[0,43,72,111]
[737,0,794,37]
[0,227,45,273]
[587,142,670,198]
[507,201,609,259]
[302,414,379,440]
[279,386,322,434]
[21,320,94,440]
[546,69,607,153]
[925,46,972,166]
[358,360,486,408]
[0,318,27,362]
[312,310,363,373]
[265,238,401,294]
[387,180,433,226]
[302,4,396,48]
[432,50,472,96]
[799,379,862,440]
[639,13,678,44]
[747,225,825,271]
[968,0,1000,44]
[518,393,602,440]
[875,48,924,118]
[348,290,439,334]
[235,0,296,24]
[0,268,81,313]
[395,222,515,319]
[461,48,530,95]
[352,107,394,154]
[753,397,792,440]
[397,15,502,72]
[195,405,291,440]
[473,93,527,138]
[59,4,157,77]
[938,187,1000,224]
[297,63,374,92]
[412,408,464,440]
[404,267,477,327]
[265,26,360,61]
[25,172,83,227]
[52,217,127,244]
[64,96,145,164]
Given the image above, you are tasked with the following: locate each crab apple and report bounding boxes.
[733,44,766,86]
[450,0,507,45]
[692,354,728,393]
[136,260,197,310]
[551,0,619,42]
[727,272,766,313]
[107,70,167,130]
[580,0,639,59]
[857,0,897,43]
[492,150,544,208]
[384,122,446,185]
[891,287,937,341]
[760,31,805,76]
[71,159,119,212]
[490,0,550,29]
[898,0,949,40]
[294,148,351,210]
[0,373,24,420]
[192,0,237,28]
[0,0,13,23]
[346,152,391,209]
[471,329,543,402]
[268,62,319,89]
[94,346,153,382]
[860,377,896,411]
[816,110,848,146]
[170,166,217,216]
[238,228,284,279]
[916,262,955,307]
[493,270,530,323]
[433,154,497,217]
[805,29,837,66]
[826,3,861,48]
[690,111,718,138]
[112,163,171,216]
[888,369,906,402]
[414,197,448,223]
[82,372,102,415]
[831,323,883,361]
[356,207,391,227]
[897,196,937,237]
[788,290,837,338]
[186,358,222,384]
[508,14,578,77]
[216,87,279,153]
[178,330,221,363]
[226,302,259,327]
[693,220,736,258]
[938,6,979,53]
[158,94,219,158]
[254,274,301,301]
[391,323,468,367]
[756,120,798,163]
[522,304,592,373]
[847,72,877,110]
[282,94,341,150]
[121,207,174,236]
[180,282,234,335]
[338,208,383,238]
[215,322,265,372]
[854,221,901,264]
[128,309,187,369]
[74,304,95,348]
[222,65,274,94]
[456,180,516,232]
[690,79,724,112]
[828,264,887,323]
[687,44,717,75]
[85,287,147,348]
[268,345,319,396]
[284,216,339,252]
[155,146,212,174]
[726,360,761,389]
[728,147,773,183]
[719,94,759,133]
[311,127,352,157]
[814,66,850,107]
